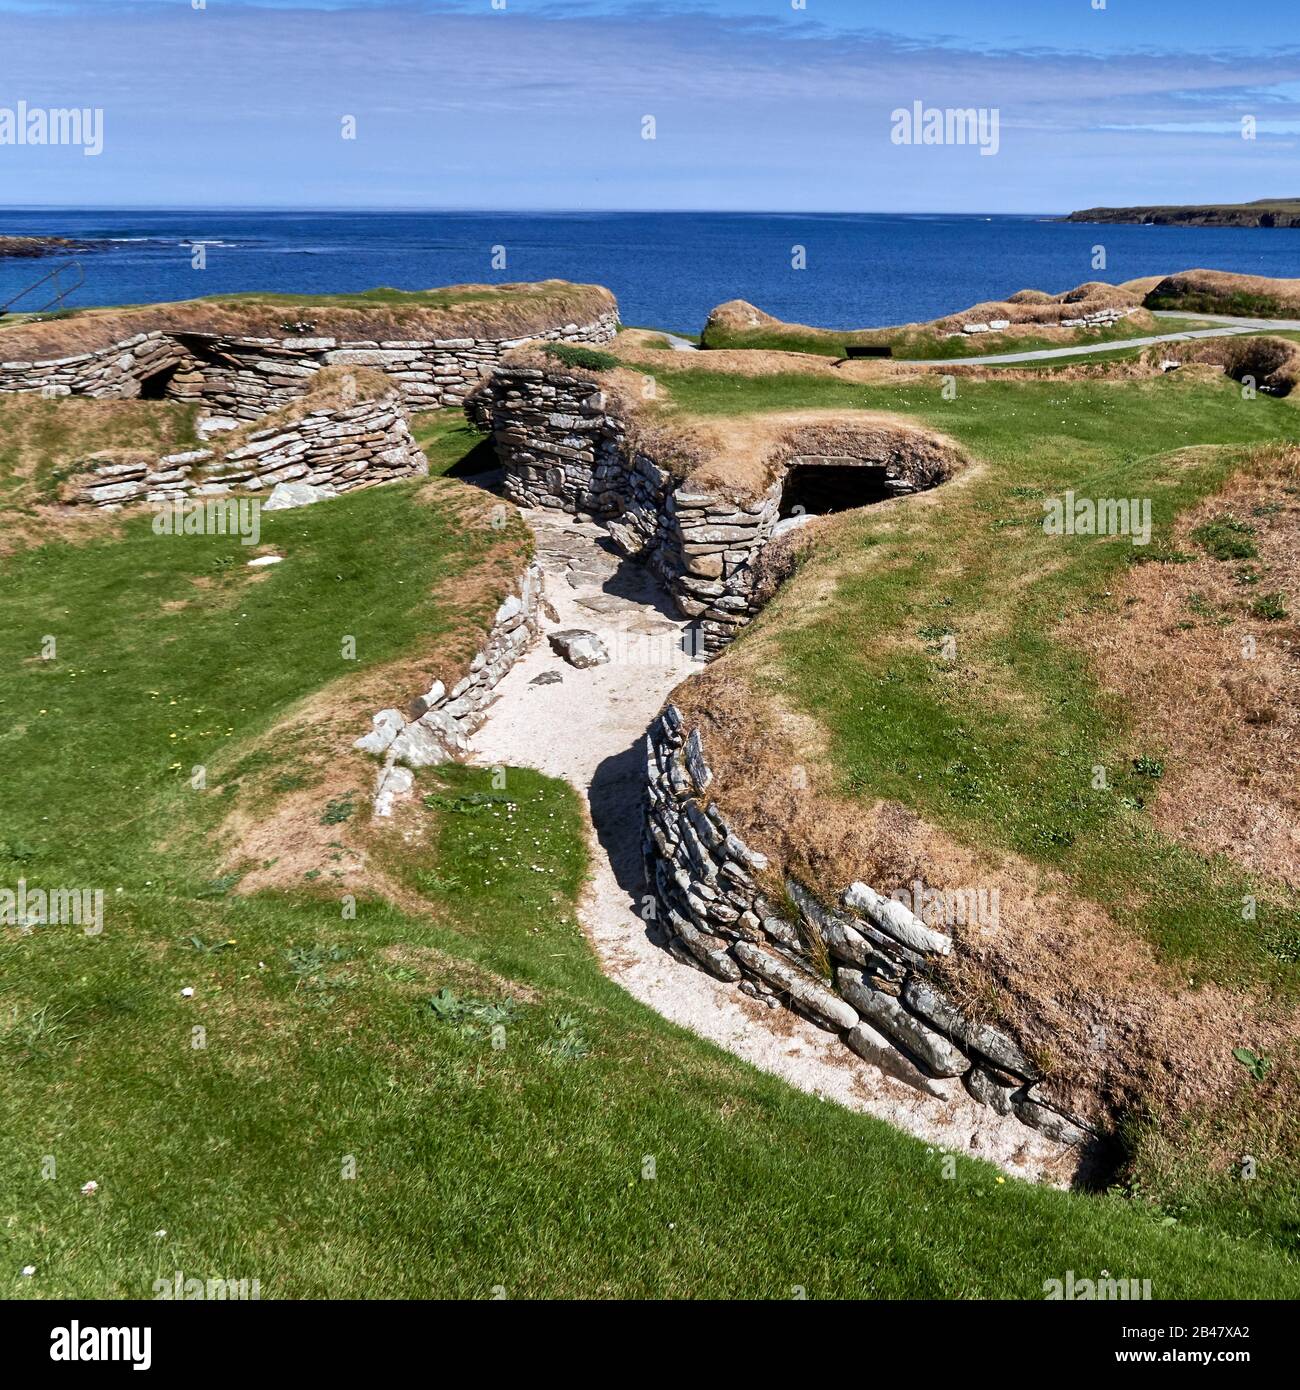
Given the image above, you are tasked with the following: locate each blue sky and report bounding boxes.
[1,0,1298,210]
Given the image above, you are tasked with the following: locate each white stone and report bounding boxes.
[548,629,610,669]
[373,763,414,818]
[264,480,338,511]
[843,881,952,955]
[389,721,450,770]
[354,708,407,756]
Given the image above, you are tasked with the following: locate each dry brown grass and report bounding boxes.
[0,281,615,359]
[1119,275,1168,298]
[660,408,967,496]
[1149,336,1300,396]
[1068,446,1300,887]
[607,333,853,379]
[0,393,201,553]
[931,280,1148,332]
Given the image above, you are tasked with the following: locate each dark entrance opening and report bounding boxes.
[778,463,892,518]
[138,363,179,400]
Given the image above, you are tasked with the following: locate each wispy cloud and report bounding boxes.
[1,0,1296,208]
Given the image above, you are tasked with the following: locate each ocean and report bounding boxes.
[2,208,1298,337]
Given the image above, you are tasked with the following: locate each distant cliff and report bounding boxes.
[1065,199,1300,228]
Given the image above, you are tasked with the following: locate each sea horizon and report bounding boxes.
[3,206,1295,336]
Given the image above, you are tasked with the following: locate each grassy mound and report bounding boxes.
[1150,335,1300,396]
[700,282,1154,360]
[638,360,1300,1253]
[1145,270,1300,319]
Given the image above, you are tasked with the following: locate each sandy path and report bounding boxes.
[470,507,1074,1184]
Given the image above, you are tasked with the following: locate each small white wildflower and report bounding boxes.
[20,1265,36,1277]
[180,987,194,998]
[80,1180,98,1195]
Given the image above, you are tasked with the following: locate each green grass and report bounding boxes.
[1147,290,1300,320]
[890,319,1158,362]
[1191,514,1258,561]
[1250,591,1289,621]
[700,325,857,356]
[3,409,1299,1296]
[541,343,619,371]
[410,408,495,477]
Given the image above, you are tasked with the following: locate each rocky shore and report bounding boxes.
[0,234,94,258]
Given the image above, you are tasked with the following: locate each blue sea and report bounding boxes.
[2,209,1299,337]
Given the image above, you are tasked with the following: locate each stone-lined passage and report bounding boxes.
[479,362,956,654]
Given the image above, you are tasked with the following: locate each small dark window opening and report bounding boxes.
[779,463,892,518]
[138,363,179,400]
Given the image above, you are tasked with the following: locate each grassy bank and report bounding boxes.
[645,363,1300,1249]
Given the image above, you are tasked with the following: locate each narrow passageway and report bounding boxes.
[468,505,1070,1182]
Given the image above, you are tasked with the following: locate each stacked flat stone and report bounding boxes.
[0,331,180,398]
[0,311,619,416]
[643,705,1093,1147]
[74,389,427,509]
[961,306,1136,335]
[356,564,545,816]
[1058,307,1136,329]
[482,364,783,654]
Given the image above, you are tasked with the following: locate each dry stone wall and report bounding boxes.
[644,704,1095,1148]
[0,330,181,398]
[73,385,426,509]
[355,563,545,817]
[957,306,1137,336]
[481,363,946,654]
[0,312,619,417]
[481,364,781,654]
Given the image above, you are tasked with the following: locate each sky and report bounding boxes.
[0,0,1298,211]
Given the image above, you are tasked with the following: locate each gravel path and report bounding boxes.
[895,310,1300,367]
[469,507,1075,1183]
